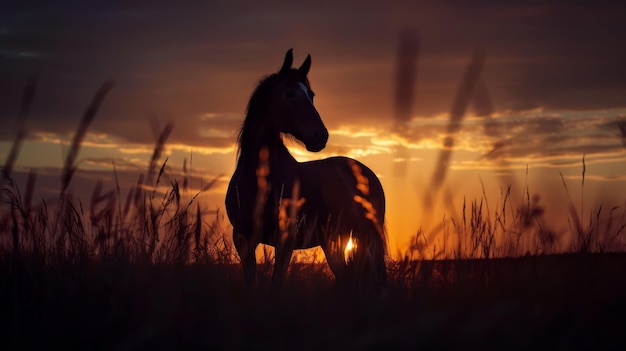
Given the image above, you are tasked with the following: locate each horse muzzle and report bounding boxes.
[306,128,329,152]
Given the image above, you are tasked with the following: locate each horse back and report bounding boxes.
[299,156,385,228]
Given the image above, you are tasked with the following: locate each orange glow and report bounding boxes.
[344,233,356,264]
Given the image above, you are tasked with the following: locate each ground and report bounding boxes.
[3,253,626,350]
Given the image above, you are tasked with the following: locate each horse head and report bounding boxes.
[269,49,329,152]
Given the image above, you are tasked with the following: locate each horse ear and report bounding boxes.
[298,54,311,76]
[280,49,293,74]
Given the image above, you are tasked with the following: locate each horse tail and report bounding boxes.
[348,159,388,287]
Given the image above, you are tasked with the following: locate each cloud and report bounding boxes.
[319,107,626,174]
[479,109,626,162]
[6,162,228,211]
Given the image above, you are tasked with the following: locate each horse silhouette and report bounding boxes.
[225,49,387,291]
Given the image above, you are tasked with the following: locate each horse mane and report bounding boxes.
[236,73,278,158]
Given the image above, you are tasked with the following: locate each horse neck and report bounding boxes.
[237,111,296,174]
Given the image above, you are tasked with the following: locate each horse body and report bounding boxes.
[225,49,387,290]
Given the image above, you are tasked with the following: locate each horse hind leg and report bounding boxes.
[233,231,257,290]
[321,237,349,288]
[353,229,388,289]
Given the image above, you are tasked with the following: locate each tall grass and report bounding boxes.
[0,82,230,266]
[404,157,626,261]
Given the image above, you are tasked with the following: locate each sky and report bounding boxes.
[1,0,626,257]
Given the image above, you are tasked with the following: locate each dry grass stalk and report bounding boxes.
[61,81,114,196]
[147,122,173,184]
[2,74,38,186]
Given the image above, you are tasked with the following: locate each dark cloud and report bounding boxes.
[6,161,228,208]
[479,111,626,162]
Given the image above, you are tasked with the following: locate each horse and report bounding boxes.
[225,49,387,291]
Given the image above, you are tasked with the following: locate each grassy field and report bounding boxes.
[3,250,626,349]
[2,163,626,349]
[3,80,626,350]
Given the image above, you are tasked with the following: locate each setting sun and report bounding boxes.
[344,233,356,264]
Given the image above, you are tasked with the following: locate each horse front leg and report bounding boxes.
[271,235,294,292]
[234,231,257,290]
